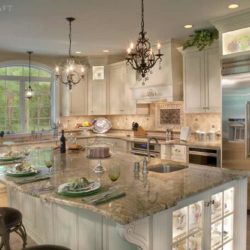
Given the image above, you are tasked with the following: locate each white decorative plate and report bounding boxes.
[92,118,112,134]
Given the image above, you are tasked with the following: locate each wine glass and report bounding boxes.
[43,148,54,174]
[108,165,120,183]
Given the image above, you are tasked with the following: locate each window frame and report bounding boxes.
[0,60,58,133]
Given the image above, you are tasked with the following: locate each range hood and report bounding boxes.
[132,84,169,104]
[132,39,183,103]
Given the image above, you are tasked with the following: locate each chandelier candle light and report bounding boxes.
[126,0,163,84]
[25,51,34,99]
[55,17,85,90]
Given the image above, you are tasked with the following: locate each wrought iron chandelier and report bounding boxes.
[126,0,163,84]
[55,17,85,90]
[25,51,34,99]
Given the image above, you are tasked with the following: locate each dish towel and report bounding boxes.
[82,188,125,205]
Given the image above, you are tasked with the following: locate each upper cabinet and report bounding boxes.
[132,40,183,102]
[88,65,107,115]
[182,44,221,113]
[60,77,87,116]
[70,77,88,115]
[108,61,136,115]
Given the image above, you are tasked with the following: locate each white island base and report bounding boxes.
[7,178,247,250]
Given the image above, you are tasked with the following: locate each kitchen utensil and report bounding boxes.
[132,122,139,131]
[82,187,125,205]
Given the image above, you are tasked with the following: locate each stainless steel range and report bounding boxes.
[130,141,161,158]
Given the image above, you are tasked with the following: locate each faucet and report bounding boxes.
[142,137,159,174]
[147,137,159,160]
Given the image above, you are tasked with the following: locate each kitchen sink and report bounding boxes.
[149,164,186,173]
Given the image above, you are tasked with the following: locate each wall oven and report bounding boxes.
[188,146,220,167]
[130,141,161,158]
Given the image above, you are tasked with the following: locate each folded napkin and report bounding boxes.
[82,188,125,205]
[8,174,50,185]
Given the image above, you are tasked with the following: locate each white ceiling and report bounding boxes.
[1,0,250,56]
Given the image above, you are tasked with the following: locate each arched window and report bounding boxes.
[0,63,55,133]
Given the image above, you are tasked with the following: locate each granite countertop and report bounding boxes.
[0,147,244,225]
[76,133,221,149]
[0,131,221,149]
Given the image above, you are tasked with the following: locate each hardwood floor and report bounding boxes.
[1,189,250,249]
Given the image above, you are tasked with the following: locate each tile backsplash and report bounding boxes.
[60,102,221,133]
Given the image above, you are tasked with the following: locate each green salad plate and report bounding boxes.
[57,181,101,197]
[5,168,39,177]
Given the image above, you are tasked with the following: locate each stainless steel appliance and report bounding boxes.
[188,146,220,167]
[130,141,161,158]
[222,55,250,209]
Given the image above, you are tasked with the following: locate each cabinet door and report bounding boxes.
[123,65,136,114]
[171,145,187,163]
[109,63,124,114]
[61,84,70,116]
[184,50,206,113]
[88,66,107,115]
[70,78,88,115]
[109,62,136,115]
[205,47,221,113]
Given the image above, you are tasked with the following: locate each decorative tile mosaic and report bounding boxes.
[160,109,181,125]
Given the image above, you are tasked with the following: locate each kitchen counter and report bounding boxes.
[0,131,221,150]
[0,149,242,225]
[164,138,221,149]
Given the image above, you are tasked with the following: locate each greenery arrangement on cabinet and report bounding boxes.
[183,28,219,51]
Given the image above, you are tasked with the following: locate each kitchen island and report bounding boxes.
[0,145,247,250]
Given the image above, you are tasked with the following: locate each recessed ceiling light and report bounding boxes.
[103,50,110,53]
[75,51,82,54]
[228,3,239,9]
[184,24,193,29]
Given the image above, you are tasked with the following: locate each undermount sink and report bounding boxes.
[149,164,186,173]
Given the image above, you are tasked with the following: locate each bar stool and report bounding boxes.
[0,207,27,250]
[25,245,71,250]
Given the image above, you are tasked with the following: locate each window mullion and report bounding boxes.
[20,80,26,132]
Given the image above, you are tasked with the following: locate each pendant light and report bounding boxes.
[25,51,34,99]
[55,17,85,90]
[126,0,163,84]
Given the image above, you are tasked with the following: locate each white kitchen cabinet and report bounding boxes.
[183,44,221,113]
[108,61,136,115]
[60,69,88,116]
[70,77,88,115]
[88,67,107,115]
[171,145,187,163]
[161,144,187,163]
[172,186,236,250]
